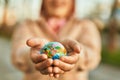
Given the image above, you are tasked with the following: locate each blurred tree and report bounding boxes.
[108,0,120,51]
[2,0,9,26]
[0,0,4,27]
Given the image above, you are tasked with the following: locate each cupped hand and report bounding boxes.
[26,38,81,78]
[26,38,54,76]
[53,39,81,78]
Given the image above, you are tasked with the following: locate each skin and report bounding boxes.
[42,0,74,19]
[27,38,80,78]
[27,0,80,78]
[11,0,101,80]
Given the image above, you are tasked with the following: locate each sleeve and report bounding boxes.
[77,20,101,71]
[11,21,35,73]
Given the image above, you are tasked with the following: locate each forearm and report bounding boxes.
[77,43,101,71]
[11,44,35,73]
[11,22,36,73]
[75,20,101,71]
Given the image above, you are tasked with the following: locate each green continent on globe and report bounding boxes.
[40,42,67,60]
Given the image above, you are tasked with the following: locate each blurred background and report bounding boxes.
[0,0,120,80]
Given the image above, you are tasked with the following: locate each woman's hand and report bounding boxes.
[53,39,81,78]
[27,38,55,76]
[26,38,80,78]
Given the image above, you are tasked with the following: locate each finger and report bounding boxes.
[60,53,79,64]
[49,73,54,77]
[40,67,53,75]
[35,59,53,71]
[53,67,64,74]
[53,60,74,71]
[67,39,80,53]
[54,74,60,78]
[26,38,48,49]
[30,48,47,63]
[62,39,80,53]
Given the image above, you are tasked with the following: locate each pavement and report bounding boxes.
[89,64,120,80]
[0,37,120,80]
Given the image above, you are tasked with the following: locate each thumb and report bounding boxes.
[26,38,48,48]
[61,39,81,54]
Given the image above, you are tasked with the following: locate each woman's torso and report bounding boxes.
[21,17,89,80]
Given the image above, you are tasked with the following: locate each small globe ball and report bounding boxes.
[40,42,67,60]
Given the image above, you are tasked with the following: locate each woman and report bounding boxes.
[12,0,101,80]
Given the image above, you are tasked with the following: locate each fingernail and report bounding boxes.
[56,74,59,78]
[60,57,65,61]
[76,45,81,53]
[41,54,48,59]
[49,74,53,77]
[26,39,33,46]
[53,60,59,66]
